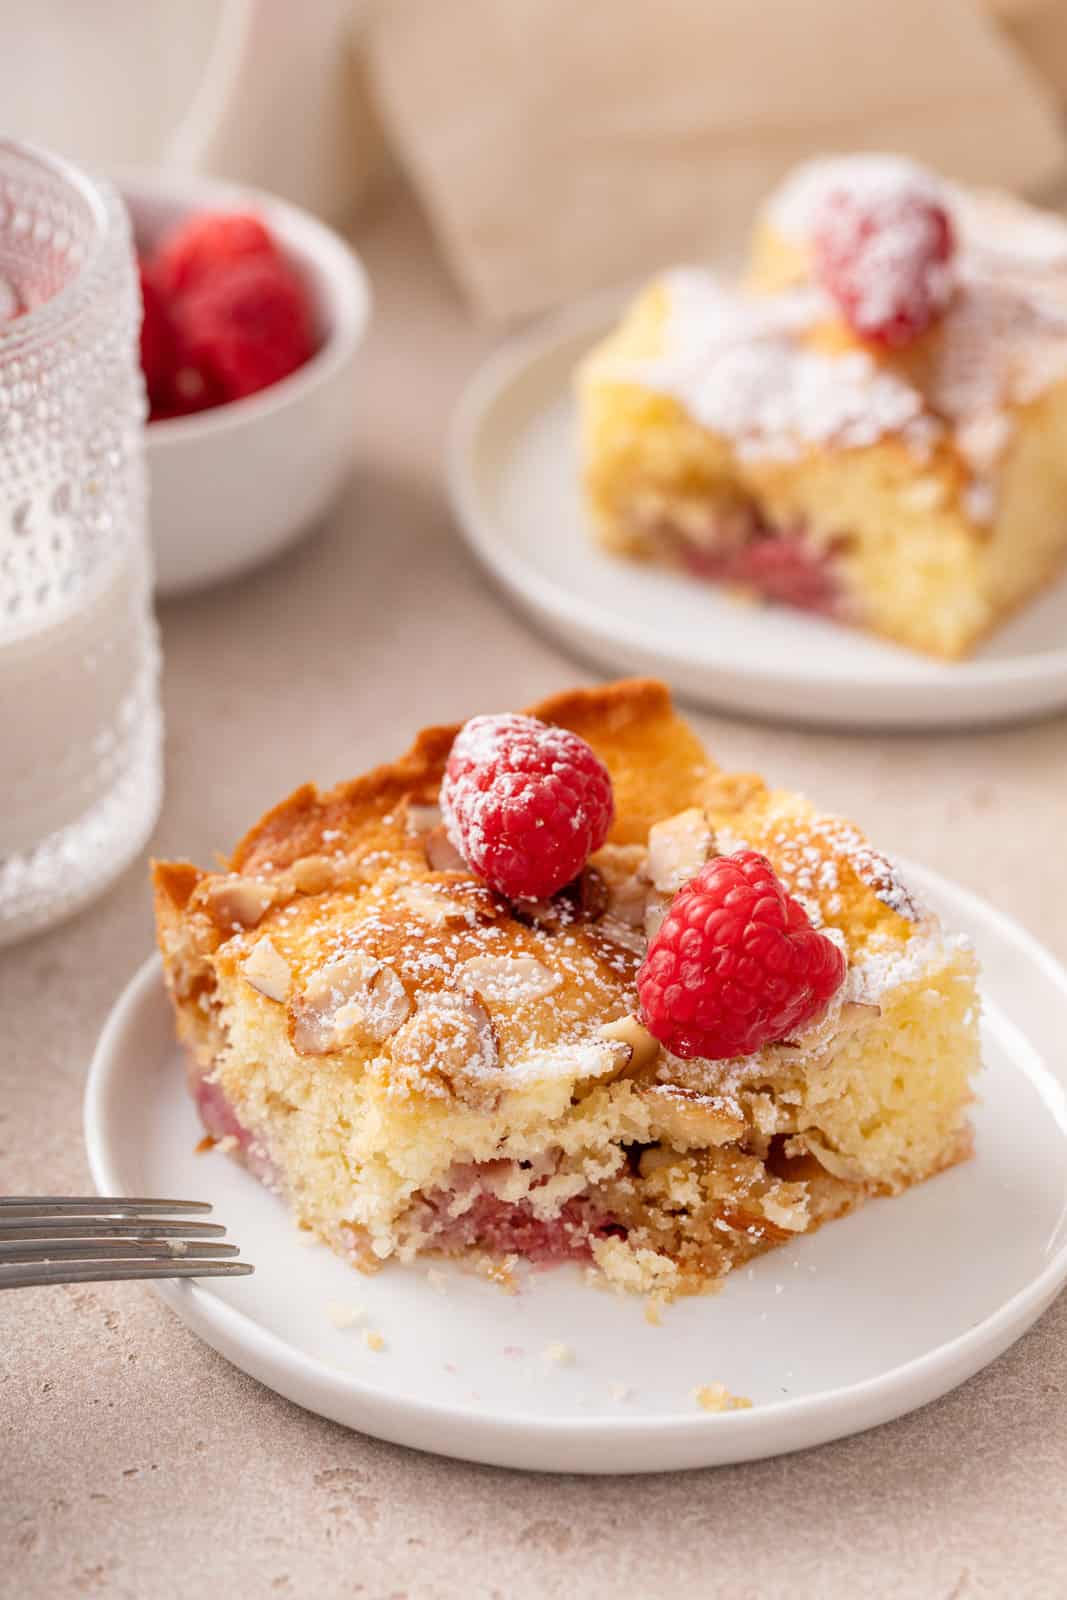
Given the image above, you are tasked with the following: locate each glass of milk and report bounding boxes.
[0,139,161,946]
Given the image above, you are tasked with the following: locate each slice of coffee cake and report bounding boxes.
[153,680,979,1297]
[579,154,1067,659]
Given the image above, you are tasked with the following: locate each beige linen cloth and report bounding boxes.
[363,0,1067,320]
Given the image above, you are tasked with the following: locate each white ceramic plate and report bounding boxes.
[84,861,1067,1474]
[447,321,1067,730]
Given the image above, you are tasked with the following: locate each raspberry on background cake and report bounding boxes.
[152,680,980,1299]
[578,154,1067,660]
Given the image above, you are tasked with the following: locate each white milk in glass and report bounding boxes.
[0,141,161,945]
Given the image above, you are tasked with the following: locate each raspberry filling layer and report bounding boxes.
[414,1173,625,1264]
[192,1069,281,1190]
[683,529,842,616]
[645,502,845,617]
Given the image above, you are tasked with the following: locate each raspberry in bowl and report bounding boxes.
[121,172,370,595]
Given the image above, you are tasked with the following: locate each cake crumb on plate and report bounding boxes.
[693,1382,752,1413]
[542,1341,574,1366]
[325,1301,365,1330]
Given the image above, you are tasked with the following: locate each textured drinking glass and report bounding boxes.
[0,140,161,945]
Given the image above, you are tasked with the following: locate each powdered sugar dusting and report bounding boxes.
[707,818,973,1042]
[627,271,936,463]
[955,186,1067,275]
[766,154,945,242]
[716,816,924,924]
[684,338,932,462]
[813,186,955,341]
[611,158,1067,510]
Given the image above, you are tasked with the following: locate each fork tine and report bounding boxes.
[0,1219,226,1239]
[0,1197,212,1217]
[0,1239,240,1263]
[1,1260,254,1290]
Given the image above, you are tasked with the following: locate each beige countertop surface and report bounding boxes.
[3,186,1067,1600]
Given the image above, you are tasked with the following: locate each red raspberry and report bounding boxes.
[813,185,955,349]
[637,850,846,1060]
[154,211,278,298]
[138,262,176,412]
[171,256,315,404]
[441,714,615,901]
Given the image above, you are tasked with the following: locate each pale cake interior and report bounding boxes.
[153,680,980,1299]
[578,158,1067,660]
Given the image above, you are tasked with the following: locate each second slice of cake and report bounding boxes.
[579,154,1067,659]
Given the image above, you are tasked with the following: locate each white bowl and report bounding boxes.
[120,171,371,596]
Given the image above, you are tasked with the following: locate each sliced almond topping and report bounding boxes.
[457,954,560,1005]
[291,854,334,895]
[389,990,498,1095]
[242,937,292,1003]
[391,883,467,934]
[597,1013,660,1072]
[520,1038,630,1091]
[606,873,649,929]
[593,843,651,927]
[395,882,469,927]
[641,1084,745,1149]
[646,808,716,895]
[422,825,467,873]
[511,896,565,932]
[402,799,443,836]
[850,847,924,922]
[290,951,410,1055]
[207,877,277,930]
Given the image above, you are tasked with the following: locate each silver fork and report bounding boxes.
[0,1197,254,1289]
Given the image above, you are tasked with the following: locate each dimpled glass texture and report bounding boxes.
[0,141,161,945]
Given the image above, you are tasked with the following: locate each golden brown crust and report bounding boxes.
[154,677,918,974]
[227,678,711,874]
[151,859,203,912]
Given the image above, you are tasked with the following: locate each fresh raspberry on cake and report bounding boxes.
[637,849,846,1060]
[441,713,614,900]
[172,255,315,403]
[812,183,956,349]
[154,211,279,298]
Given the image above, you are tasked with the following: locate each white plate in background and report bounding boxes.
[448,321,1067,730]
[84,862,1067,1474]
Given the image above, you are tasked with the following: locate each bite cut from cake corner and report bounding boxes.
[152,677,981,1299]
